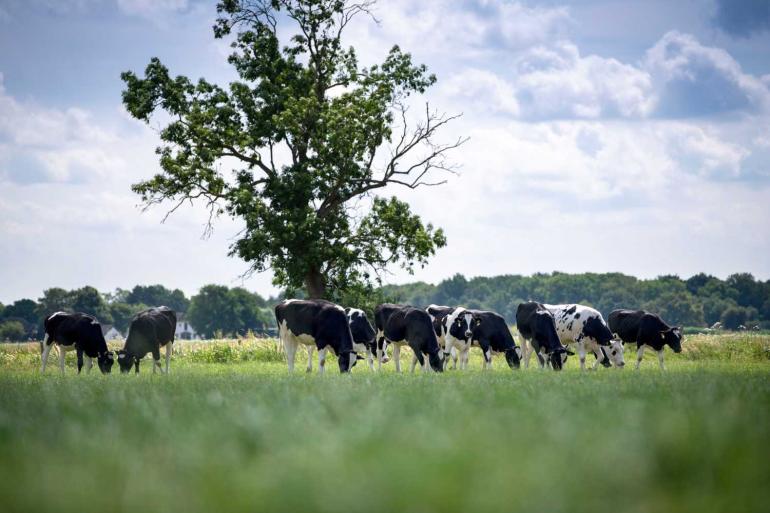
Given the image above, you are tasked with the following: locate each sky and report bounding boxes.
[1,0,770,303]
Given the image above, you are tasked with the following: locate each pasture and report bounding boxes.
[0,333,768,513]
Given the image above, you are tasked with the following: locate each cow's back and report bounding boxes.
[471,310,515,351]
[608,309,644,342]
[515,301,542,339]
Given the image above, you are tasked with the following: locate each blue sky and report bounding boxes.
[1,0,769,303]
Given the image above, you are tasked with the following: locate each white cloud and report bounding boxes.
[644,31,770,116]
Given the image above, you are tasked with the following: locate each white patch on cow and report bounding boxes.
[444,307,473,370]
[47,312,66,322]
[282,299,300,305]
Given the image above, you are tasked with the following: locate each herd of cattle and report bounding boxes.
[39,299,684,375]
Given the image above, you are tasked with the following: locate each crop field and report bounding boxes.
[0,333,769,513]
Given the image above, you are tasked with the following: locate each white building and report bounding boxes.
[101,324,124,341]
[175,314,200,340]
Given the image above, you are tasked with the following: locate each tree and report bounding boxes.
[0,320,26,342]
[187,285,270,337]
[721,306,752,330]
[2,299,39,325]
[109,302,149,333]
[126,285,190,312]
[70,286,113,324]
[37,288,74,317]
[121,0,461,299]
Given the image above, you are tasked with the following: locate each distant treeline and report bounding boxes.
[0,284,275,341]
[2,272,767,341]
[381,272,770,330]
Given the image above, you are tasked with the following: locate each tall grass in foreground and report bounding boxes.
[0,334,768,513]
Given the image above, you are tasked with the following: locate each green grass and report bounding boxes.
[0,334,768,513]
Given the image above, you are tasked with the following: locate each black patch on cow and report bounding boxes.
[118,306,177,374]
[565,306,577,315]
[43,312,114,374]
[574,313,580,319]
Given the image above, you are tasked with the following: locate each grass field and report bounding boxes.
[0,333,768,513]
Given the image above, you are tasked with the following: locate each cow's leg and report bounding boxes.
[76,348,84,374]
[284,336,298,372]
[152,347,163,374]
[366,347,374,371]
[306,345,314,373]
[537,351,546,370]
[409,351,418,373]
[165,342,172,374]
[635,346,644,370]
[657,350,666,371]
[521,337,533,369]
[393,344,401,372]
[577,342,587,371]
[451,347,458,369]
[443,338,454,370]
[484,348,493,370]
[459,347,468,370]
[592,345,606,371]
[317,347,327,374]
[40,335,52,374]
[58,345,66,374]
[85,355,93,374]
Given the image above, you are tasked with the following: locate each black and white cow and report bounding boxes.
[374,303,406,369]
[346,307,377,370]
[41,312,114,374]
[608,309,683,370]
[380,305,444,373]
[117,306,177,374]
[543,304,625,370]
[515,302,572,370]
[275,299,361,374]
[466,309,522,370]
[425,304,458,367]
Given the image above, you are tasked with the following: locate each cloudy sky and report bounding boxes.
[1,0,769,303]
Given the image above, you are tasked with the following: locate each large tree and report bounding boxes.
[121,0,462,299]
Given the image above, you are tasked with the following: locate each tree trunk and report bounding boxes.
[304,268,326,299]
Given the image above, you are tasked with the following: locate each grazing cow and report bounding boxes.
[381,305,444,373]
[752,325,761,331]
[374,303,407,369]
[425,304,458,368]
[738,325,747,331]
[543,304,625,370]
[467,309,522,370]
[275,299,360,374]
[117,306,177,374]
[608,310,683,370]
[710,322,723,330]
[515,302,572,370]
[346,308,377,370]
[41,312,114,374]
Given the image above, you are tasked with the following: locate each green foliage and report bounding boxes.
[1,298,38,325]
[0,320,26,341]
[385,272,770,327]
[188,284,273,337]
[37,287,74,317]
[125,284,191,312]
[109,302,149,333]
[69,286,113,324]
[121,0,459,299]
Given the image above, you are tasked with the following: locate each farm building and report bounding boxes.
[101,324,124,341]
[175,314,201,340]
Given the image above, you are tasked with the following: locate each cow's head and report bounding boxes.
[504,346,522,369]
[448,310,476,342]
[427,350,444,373]
[97,351,115,374]
[548,346,573,370]
[662,327,683,353]
[116,350,137,374]
[337,351,364,373]
[606,339,626,367]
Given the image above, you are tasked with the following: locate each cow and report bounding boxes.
[374,303,407,369]
[41,312,114,374]
[466,309,522,370]
[380,305,444,373]
[275,299,361,374]
[543,304,625,370]
[608,309,683,370]
[346,307,377,370]
[117,306,177,374]
[710,322,723,330]
[515,302,572,370]
[425,304,459,368]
